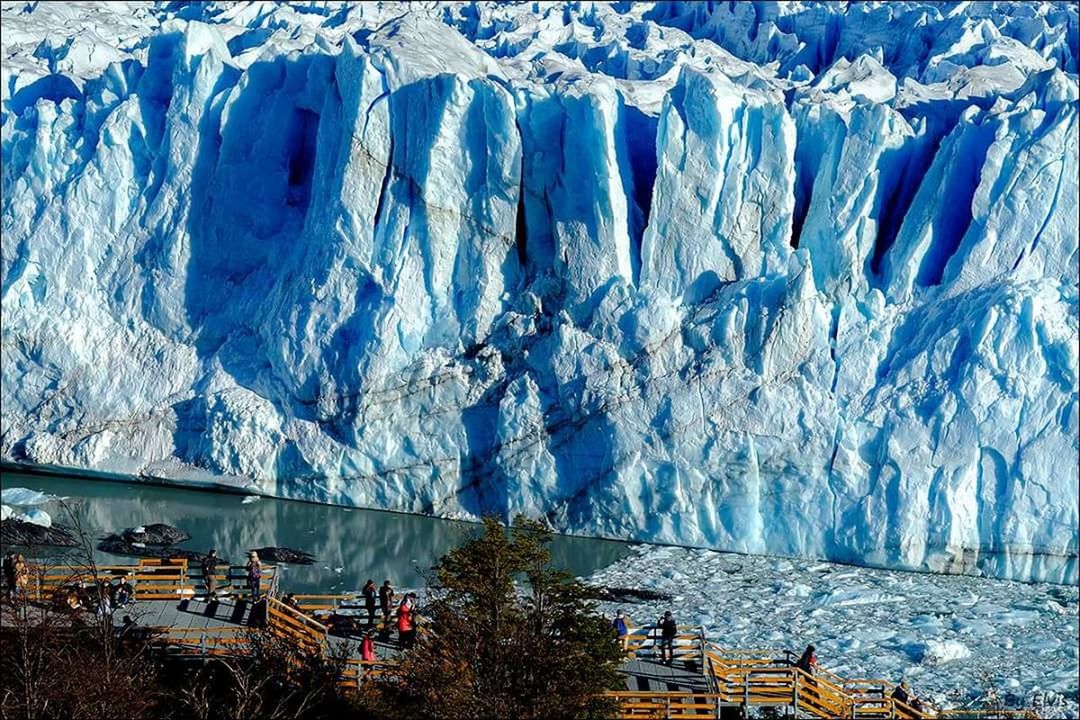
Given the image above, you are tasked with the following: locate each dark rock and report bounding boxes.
[249,546,315,565]
[1,518,78,547]
[121,523,190,545]
[97,537,223,564]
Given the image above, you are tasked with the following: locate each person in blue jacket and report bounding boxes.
[612,609,629,652]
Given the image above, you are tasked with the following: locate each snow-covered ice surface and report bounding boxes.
[587,545,1080,716]
[2,2,1078,583]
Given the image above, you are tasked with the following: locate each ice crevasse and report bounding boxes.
[1,1,1077,584]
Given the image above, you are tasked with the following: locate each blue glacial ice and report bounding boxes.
[1,1,1077,583]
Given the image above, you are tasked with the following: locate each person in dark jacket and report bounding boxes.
[114,574,135,606]
[201,549,220,598]
[658,611,677,665]
[246,551,263,601]
[379,580,395,627]
[362,579,378,627]
[795,644,818,674]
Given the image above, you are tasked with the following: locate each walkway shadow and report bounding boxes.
[176,597,254,626]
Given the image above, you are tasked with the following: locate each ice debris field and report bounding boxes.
[588,545,1080,716]
[1,2,1078,584]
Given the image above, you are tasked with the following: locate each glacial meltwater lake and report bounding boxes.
[0,469,634,594]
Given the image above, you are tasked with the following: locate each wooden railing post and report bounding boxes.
[794,668,800,713]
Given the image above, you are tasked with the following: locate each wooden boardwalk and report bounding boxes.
[3,559,1037,719]
[621,658,709,693]
[137,596,256,630]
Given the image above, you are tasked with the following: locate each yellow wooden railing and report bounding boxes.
[27,558,190,601]
[606,691,721,719]
[609,639,1036,716]
[155,626,248,656]
[26,558,279,604]
[292,593,356,614]
[340,657,398,689]
[265,595,327,653]
[620,615,702,662]
[607,688,1038,720]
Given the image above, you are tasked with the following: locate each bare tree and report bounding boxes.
[166,628,356,720]
[1,499,159,719]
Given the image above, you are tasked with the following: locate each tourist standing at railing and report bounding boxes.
[892,680,924,712]
[397,593,417,649]
[202,549,220,598]
[246,551,263,602]
[612,609,629,652]
[362,579,378,627]
[794,644,818,675]
[658,611,677,665]
[379,579,395,627]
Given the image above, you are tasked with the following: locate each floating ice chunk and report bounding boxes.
[241,495,260,504]
[918,639,972,665]
[19,508,52,527]
[813,588,905,608]
[1,487,54,506]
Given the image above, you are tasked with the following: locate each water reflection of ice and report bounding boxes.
[588,545,1080,717]
[0,472,632,593]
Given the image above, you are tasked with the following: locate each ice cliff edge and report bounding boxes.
[2,2,1077,583]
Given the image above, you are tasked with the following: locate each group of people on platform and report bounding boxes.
[3,551,135,616]
[198,548,263,600]
[355,578,419,655]
[75,575,135,617]
[283,577,420,662]
[609,611,925,711]
[609,609,681,665]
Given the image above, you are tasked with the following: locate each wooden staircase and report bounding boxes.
[610,622,1037,720]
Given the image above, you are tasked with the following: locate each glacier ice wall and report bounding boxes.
[2,1,1077,584]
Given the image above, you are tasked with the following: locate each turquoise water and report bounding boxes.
[0,470,634,594]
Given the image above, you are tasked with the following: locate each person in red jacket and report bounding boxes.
[397,594,416,649]
[361,630,377,662]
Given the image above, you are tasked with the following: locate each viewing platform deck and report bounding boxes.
[1,558,1036,719]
